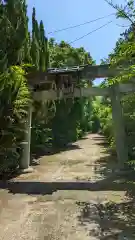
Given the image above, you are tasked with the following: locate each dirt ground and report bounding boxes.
[0,134,135,240]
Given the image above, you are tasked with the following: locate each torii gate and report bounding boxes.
[20,64,135,173]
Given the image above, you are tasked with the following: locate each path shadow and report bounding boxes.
[77,136,89,141]
[91,134,106,141]
[85,135,135,239]
[0,143,82,178]
[0,176,134,196]
[76,200,135,239]
[94,147,135,201]
[0,143,82,180]
[31,143,82,161]
[92,135,109,148]
[0,170,21,181]
[95,154,118,178]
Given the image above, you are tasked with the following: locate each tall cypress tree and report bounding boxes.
[31,7,40,69]
[22,0,31,63]
[45,37,49,70]
[0,1,8,71]
[3,0,29,65]
[32,7,40,42]
[39,20,47,71]
[1,1,48,71]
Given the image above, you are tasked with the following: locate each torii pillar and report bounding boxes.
[110,84,128,170]
[19,105,33,173]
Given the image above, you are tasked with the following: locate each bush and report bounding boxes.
[0,66,30,174]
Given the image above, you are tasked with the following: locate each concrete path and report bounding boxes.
[0,134,135,240]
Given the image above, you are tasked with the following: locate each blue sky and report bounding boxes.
[27,0,129,84]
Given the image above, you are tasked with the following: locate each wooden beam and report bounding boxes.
[33,83,135,101]
[33,90,57,101]
[27,64,124,87]
[82,64,121,78]
[33,87,110,101]
[119,83,135,93]
[74,87,109,97]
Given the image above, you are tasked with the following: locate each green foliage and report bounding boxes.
[46,39,95,147]
[0,65,30,174]
[1,0,30,66]
[39,20,47,71]
[30,8,48,70]
[94,97,114,147]
[32,39,96,150]
[105,0,135,24]
[49,38,95,68]
[0,0,98,175]
[0,1,50,173]
[98,2,135,166]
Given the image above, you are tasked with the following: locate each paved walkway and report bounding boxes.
[0,134,135,239]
